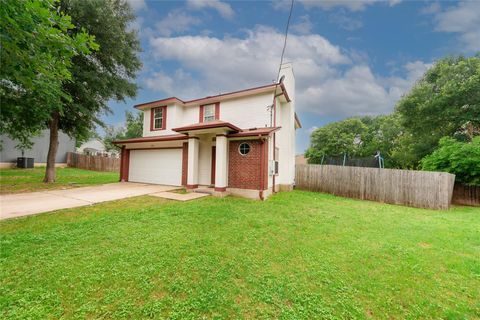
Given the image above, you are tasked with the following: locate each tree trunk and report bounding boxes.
[44,112,60,183]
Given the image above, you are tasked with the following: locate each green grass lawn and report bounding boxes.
[0,167,119,194]
[1,191,479,319]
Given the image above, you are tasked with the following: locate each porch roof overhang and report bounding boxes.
[112,134,188,146]
[112,126,281,148]
[172,120,241,135]
[227,126,281,138]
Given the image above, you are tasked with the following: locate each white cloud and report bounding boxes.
[427,1,480,51]
[300,60,430,117]
[302,66,390,116]
[329,9,363,30]
[155,10,201,37]
[145,69,203,98]
[125,0,146,11]
[148,26,349,94]
[298,0,401,12]
[272,0,292,11]
[387,0,402,6]
[187,0,234,19]
[146,26,429,117]
[420,2,441,15]
[291,15,314,35]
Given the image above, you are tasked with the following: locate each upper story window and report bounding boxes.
[203,104,215,122]
[150,106,167,131]
[200,103,219,122]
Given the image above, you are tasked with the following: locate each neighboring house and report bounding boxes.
[77,139,105,156]
[295,154,308,165]
[114,63,301,199]
[0,130,75,168]
[77,139,118,157]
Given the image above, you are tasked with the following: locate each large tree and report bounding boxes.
[395,54,480,168]
[43,0,142,182]
[0,0,96,151]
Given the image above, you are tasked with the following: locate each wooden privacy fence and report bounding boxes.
[67,152,119,172]
[452,183,480,206]
[295,164,455,210]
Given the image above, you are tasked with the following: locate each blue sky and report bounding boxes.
[105,0,480,153]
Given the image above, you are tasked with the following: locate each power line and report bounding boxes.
[269,0,294,126]
[275,0,294,85]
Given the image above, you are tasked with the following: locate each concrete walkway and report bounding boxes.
[0,182,175,220]
[149,191,210,201]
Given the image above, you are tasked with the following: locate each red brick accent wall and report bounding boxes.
[228,140,268,190]
[182,142,188,186]
[120,147,130,182]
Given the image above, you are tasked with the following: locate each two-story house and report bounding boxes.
[113,63,301,200]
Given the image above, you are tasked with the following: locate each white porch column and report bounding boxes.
[215,135,228,192]
[187,137,199,188]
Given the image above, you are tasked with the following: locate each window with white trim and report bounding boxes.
[153,107,164,130]
[203,104,215,122]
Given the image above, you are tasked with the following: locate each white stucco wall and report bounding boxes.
[274,63,296,186]
[142,103,193,137]
[218,93,273,129]
[142,93,274,138]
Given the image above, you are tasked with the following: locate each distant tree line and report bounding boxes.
[103,111,143,152]
[305,54,480,186]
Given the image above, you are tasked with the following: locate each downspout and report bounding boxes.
[259,137,265,201]
[272,96,279,193]
[120,146,125,182]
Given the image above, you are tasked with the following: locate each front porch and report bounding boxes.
[173,120,238,194]
[173,121,279,200]
[183,133,228,193]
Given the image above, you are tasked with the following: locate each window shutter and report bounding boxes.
[199,105,204,123]
[215,102,220,120]
[162,106,167,129]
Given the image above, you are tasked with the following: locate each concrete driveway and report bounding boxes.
[0,182,176,220]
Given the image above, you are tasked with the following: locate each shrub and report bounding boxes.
[420,137,480,186]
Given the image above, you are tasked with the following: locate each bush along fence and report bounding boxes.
[452,183,480,206]
[295,164,455,210]
[66,152,119,172]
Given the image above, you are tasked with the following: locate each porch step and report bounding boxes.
[193,188,214,195]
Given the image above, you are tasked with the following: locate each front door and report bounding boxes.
[211,146,216,186]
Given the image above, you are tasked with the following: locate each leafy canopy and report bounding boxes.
[0,0,97,149]
[57,0,142,141]
[395,54,480,167]
[421,137,480,186]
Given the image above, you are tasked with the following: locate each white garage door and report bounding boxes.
[129,149,182,186]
